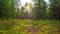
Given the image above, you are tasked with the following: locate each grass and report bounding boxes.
[0,19,60,34]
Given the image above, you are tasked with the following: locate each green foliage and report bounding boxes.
[32,0,47,20]
[49,0,60,20]
[19,7,25,19]
[0,0,16,19]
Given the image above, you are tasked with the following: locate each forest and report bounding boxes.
[0,0,60,34]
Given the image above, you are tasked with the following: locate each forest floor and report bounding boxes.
[0,19,60,34]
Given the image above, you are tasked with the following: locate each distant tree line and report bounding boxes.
[0,0,60,20]
[32,0,60,20]
[0,0,21,19]
[0,0,16,19]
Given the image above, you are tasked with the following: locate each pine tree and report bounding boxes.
[32,0,47,20]
[0,0,16,19]
[49,0,60,20]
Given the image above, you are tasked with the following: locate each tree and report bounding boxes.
[49,0,60,20]
[19,7,24,19]
[32,0,47,20]
[0,0,16,19]
[0,0,7,19]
